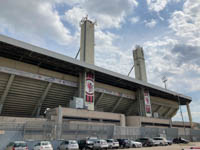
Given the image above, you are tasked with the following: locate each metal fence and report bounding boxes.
[1,122,200,149]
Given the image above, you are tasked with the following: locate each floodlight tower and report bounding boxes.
[162,76,168,89]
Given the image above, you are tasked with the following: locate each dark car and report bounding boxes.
[136,138,155,147]
[167,139,173,145]
[78,139,95,150]
[116,139,129,148]
[173,137,189,144]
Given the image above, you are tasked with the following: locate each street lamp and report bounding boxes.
[162,76,168,89]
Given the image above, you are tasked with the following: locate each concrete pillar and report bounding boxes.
[120,114,126,127]
[186,103,193,128]
[136,88,152,117]
[56,105,63,139]
[136,88,146,116]
[133,46,147,82]
[133,46,152,117]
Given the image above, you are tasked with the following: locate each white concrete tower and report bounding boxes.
[133,46,152,117]
[133,46,147,82]
[80,17,95,64]
[79,17,95,111]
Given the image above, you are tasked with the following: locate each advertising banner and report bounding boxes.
[85,72,94,103]
[144,91,152,117]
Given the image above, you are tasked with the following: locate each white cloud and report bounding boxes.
[94,29,133,75]
[141,0,200,95]
[145,19,157,28]
[63,0,138,29]
[169,0,200,46]
[62,0,138,75]
[0,0,73,47]
[146,0,180,12]
[147,0,168,12]
[130,16,140,24]
[142,0,200,121]
[63,7,87,29]
[143,35,200,94]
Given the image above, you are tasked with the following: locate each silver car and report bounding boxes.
[6,141,28,150]
[33,141,53,150]
[58,140,79,150]
[126,140,142,148]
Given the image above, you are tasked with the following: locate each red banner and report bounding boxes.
[144,90,152,117]
[85,72,94,103]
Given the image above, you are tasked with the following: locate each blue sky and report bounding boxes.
[0,0,200,122]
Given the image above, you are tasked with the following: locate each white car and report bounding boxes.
[58,140,79,150]
[33,141,53,150]
[93,139,108,150]
[153,137,168,146]
[106,139,119,149]
[6,141,28,150]
[126,140,142,148]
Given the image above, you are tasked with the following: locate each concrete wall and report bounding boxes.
[0,57,78,82]
[56,107,125,123]
[126,116,170,127]
[151,96,179,107]
[0,116,46,123]
[95,82,135,98]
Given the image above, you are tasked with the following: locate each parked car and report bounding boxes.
[166,139,173,145]
[173,137,189,144]
[93,139,108,150]
[106,139,119,149]
[153,137,168,146]
[116,139,129,148]
[58,140,79,150]
[33,141,53,150]
[6,141,28,150]
[136,137,155,147]
[126,140,142,148]
[78,139,94,150]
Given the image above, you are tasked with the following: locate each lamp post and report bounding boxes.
[162,76,168,89]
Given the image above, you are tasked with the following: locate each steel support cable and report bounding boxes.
[128,64,135,77]
[75,48,80,59]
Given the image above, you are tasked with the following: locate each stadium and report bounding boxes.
[0,19,198,147]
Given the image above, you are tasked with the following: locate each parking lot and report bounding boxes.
[124,142,200,150]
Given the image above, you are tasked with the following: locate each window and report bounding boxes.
[14,143,27,147]
[7,142,14,147]
[41,142,49,146]
[35,143,40,146]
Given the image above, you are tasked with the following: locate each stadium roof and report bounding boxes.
[0,34,191,105]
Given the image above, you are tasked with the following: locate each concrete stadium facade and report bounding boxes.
[0,19,193,129]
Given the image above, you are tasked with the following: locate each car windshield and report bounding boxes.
[70,141,77,144]
[14,143,27,147]
[154,138,161,140]
[100,140,106,144]
[41,142,50,145]
[107,140,112,142]
[89,139,97,142]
